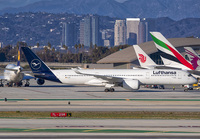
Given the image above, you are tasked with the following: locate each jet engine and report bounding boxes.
[122,79,140,90]
[37,78,45,85]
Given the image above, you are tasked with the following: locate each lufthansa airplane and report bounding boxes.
[21,47,197,92]
[0,47,33,87]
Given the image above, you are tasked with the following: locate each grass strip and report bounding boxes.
[0,111,199,119]
[0,128,199,133]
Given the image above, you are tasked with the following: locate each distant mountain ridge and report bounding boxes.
[1,0,200,20]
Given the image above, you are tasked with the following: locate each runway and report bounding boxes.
[0,80,200,138]
[0,80,200,99]
[0,99,200,112]
[0,80,200,112]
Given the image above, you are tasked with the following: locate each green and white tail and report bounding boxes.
[150,32,194,70]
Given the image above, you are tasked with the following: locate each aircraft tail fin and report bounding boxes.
[21,47,61,83]
[150,32,194,70]
[184,47,200,70]
[133,45,157,69]
[17,47,21,66]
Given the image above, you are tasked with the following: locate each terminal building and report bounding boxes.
[97,37,200,69]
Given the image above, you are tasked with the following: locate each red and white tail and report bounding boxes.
[133,45,157,69]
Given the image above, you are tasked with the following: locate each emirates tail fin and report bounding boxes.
[150,32,194,70]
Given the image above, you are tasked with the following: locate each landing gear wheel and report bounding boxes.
[104,88,115,92]
[25,84,29,87]
[184,89,188,92]
[17,82,23,87]
[105,88,109,92]
[25,80,30,87]
[110,88,115,92]
[8,83,13,87]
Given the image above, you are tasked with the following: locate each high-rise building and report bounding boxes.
[61,22,77,47]
[114,20,127,46]
[138,19,148,44]
[127,33,137,45]
[126,18,140,45]
[92,16,99,46]
[101,29,114,46]
[61,22,67,46]
[80,15,100,47]
[84,16,92,47]
[80,20,85,45]
[66,23,77,47]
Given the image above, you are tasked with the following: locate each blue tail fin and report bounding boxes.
[21,47,61,83]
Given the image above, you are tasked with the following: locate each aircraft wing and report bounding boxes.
[154,66,182,70]
[22,71,45,77]
[133,66,148,69]
[5,68,19,72]
[21,71,35,80]
[22,75,34,80]
[74,70,123,83]
[188,70,200,76]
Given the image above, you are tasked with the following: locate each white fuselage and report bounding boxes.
[4,64,24,83]
[51,69,197,86]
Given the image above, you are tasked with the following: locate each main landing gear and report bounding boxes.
[0,80,4,87]
[104,88,115,92]
[7,82,13,87]
[24,80,30,87]
[15,81,23,87]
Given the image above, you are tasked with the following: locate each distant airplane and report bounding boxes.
[0,47,33,87]
[21,46,197,92]
[150,32,195,70]
[184,47,200,71]
[133,45,158,69]
[133,44,185,69]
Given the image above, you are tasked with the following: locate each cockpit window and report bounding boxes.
[188,74,192,77]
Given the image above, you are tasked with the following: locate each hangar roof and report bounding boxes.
[97,38,200,64]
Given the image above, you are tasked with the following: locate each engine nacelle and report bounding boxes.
[122,79,140,90]
[37,78,45,85]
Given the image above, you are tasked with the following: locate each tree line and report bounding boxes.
[0,42,129,64]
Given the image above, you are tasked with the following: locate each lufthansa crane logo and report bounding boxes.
[138,54,146,63]
[31,59,41,70]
